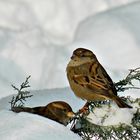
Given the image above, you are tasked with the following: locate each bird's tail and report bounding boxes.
[12,106,46,116]
[113,96,132,108]
[12,106,33,113]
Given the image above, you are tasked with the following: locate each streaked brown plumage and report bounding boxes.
[66,48,132,108]
[12,101,74,126]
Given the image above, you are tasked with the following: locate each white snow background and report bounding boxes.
[0,0,140,140]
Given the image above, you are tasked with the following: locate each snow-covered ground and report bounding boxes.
[0,87,139,140]
[0,110,80,140]
[0,88,84,140]
[0,0,140,139]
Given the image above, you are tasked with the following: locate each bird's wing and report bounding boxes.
[73,74,109,96]
[95,64,117,95]
[73,75,89,86]
[73,65,117,97]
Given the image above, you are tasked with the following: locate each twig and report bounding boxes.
[70,99,140,140]
[115,67,140,92]
[9,76,33,109]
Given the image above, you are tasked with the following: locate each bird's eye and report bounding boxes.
[63,108,67,112]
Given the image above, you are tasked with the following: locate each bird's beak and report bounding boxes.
[67,111,75,118]
[71,54,75,59]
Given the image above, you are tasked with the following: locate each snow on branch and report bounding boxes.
[70,67,140,140]
[71,106,140,140]
[9,68,140,140]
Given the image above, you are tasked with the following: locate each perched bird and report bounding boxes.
[66,48,132,109]
[12,101,75,126]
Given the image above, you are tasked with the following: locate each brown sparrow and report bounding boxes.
[12,101,75,126]
[66,48,132,109]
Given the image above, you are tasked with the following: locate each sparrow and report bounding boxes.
[66,48,132,109]
[12,101,75,126]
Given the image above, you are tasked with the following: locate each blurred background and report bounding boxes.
[0,0,140,98]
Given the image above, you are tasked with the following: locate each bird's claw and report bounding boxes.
[79,106,89,115]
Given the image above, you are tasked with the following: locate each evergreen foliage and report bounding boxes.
[70,68,140,140]
[9,68,140,140]
[9,76,33,109]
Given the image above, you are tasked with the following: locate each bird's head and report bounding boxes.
[71,48,97,62]
[46,101,75,126]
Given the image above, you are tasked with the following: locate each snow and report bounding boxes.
[0,0,139,98]
[0,88,138,140]
[0,0,140,139]
[74,1,140,71]
[0,88,85,111]
[0,110,80,140]
[0,88,84,140]
[87,103,136,126]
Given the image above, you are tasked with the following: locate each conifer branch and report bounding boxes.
[70,99,140,140]
[9,76,33,109]
[69,67,140,140]
[115,67,140,92]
